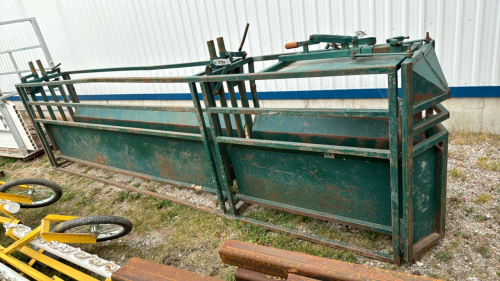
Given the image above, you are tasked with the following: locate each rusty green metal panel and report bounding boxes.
[230,147,392,230]
[253,115,389,149]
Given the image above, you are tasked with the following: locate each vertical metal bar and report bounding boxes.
[30,19,55,68]
[207,40,217,59]
[248,61,261,108]
[200,82,237,215]
[434,131,448,235]
[387,72,400,264]
[33,61,56,120]
[401,61,414,261]
[235,67,253,138]
[62,74,80,103]
[225,81,244,138]
[189,82,227,213]
[216,84,233,137]
[56,81,75,120]
[216,37,227,58]
[25,62,45,119]
[17,87,58,167]
[47,86,67,121]
[7,51,23,79]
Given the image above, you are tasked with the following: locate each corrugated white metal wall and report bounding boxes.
[1,0,499,96]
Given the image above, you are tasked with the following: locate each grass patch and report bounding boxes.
[473,215,487,222]
[476,157,500,172]
[436,250,452,261]
[153,199,173,210]
[60,191,77,202]
[475,244,491,258]
[454,231,470,239]
[449,167,467,180]
[475,194,492,204]
[450,130,500,146]
[82,167,92,174]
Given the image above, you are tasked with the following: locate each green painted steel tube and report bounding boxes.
[216,136,390,159]
[237,194,393,234]
[35,119,203,141]
[62,60,211,75]
[236,216,394,263]
[413,108,449,135]
[208,107,389,118]
[16,66,395,88]
[28,101,197,112]
[412,92,449,113]
[412,130,448,156]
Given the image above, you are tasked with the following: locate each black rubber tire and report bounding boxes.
[52,215,133,242]
[0,178,63,208]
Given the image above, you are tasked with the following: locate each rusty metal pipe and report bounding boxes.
[220,240,441,281]
[216,37,227,55]
[207,40,218,59]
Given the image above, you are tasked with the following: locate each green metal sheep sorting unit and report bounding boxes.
[16,30,449,264]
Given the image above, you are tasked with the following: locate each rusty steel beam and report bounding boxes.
[235,268,320,281]
[112,257,221,281]
[220,240,441,281]
[235,268,285,281]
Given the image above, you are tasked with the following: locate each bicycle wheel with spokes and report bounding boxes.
[52,216,133,242]
[0,178,63,208]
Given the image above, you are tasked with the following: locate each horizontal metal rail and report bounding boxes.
[57,155,219,196]
[35,119,203,141]
[28,101,198,112]
[217,136,390,159]
[209,107,389,118]
[237,194,392,234]
[0,45,41,55]
[63,61,211,75]
[16,67,395,88]
[413,104,449,135]
[413,129,448,156]
[413,92,449,113]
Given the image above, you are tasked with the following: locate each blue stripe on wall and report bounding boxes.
[6,86,499,101]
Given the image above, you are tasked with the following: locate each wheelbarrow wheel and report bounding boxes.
[0,178,63,208]
[52,215,133,242]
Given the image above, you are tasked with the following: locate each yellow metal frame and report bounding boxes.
[0,215,100,281]
[0,181,34,204]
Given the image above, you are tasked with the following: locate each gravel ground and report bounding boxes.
[0,132,498,280]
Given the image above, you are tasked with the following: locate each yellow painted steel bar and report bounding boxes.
[20,246,100,281]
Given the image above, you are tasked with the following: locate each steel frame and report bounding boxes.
[16,37,449,264]
[0,18,53,159]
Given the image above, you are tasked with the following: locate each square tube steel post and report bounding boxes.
[16,87,58,167]
[387,71,401,264]
[200,82,237,215]
[401,59,414,261]
[188,82,227,214]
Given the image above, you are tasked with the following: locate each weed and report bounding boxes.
[454,231,470,239]
[475,245,491,258]
[78,197,94,207]
[115,191,129,203]
[0,157,17,168]
[449,167,467,180]
[436,251,452,261]
[133,183,141,188]
[153,200,172,210]
[60,191,77,202]
[127,193,142,202]
[476,157,500,172]
[473,215,487,222]
[464,206,474,215]
[475,194,492,204]
[82,167,92,174]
